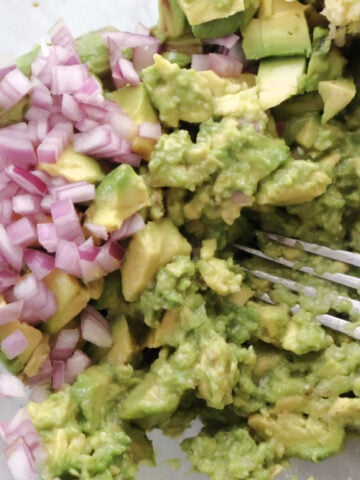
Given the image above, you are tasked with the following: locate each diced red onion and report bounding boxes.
[65,350,91,384]
[0,271,20,293]
[83,222,108,240]
[205,34,240,50]
[1,329,28,360]
[55,239,82,277]
[49,19,80,65]
[24,249,55,279]
[137,121,161,140]
[0,224,23,272]
[135,22,151,36]
[0,301,23,325]
[61,93,85,122]
[27,118,49,146]
[80,305,113,348]
[112,152,142,167]
[112,57,140,88]
[0,373,27,398]
[51,64,89,95]
[191,54,210,71]
[208,52,243,77]
[12,194,42,216]
[37,121,73,164]
[105,102,137,140]
[52,180,95,204]
[51,359,66,390]
[5,165,48,196]
[13,273,57,324]
[24,105,50,122]
[27,356,53,386]
[51,328,80,360]
[0,69,32,109]
[78,102,108,121]
[29,82,53,111]
[105,31,160,49]
[6,439,38,480]
[37,222,58,253]
[50,197,84,243]
[73,76,104,105]
[95,240,124,273]
[7,217,37,247]
[132,43,159,73]
[110,213,145,241]
[0,132,37,168]
[0,198,13,224]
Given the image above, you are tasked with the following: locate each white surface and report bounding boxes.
[0,1,359,479]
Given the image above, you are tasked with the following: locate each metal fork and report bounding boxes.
[236,232,360,340]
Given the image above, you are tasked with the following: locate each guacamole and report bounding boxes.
[1,1,360,480]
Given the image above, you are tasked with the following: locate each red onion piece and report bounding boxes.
[6,438,38,480]
[83,222,108,241]
[1,330,28,360]
[49,19,80,65]
[110,213,145,241]
[105,31,160,49]
[55,239,82,277]
[137,121,161,140]
[51,64,89,94]
[205,33,240,50]
[112,152,142,167]
[191,54,210,71]
[24,249,55,279]
[13,273,57,324]
[27,356,53,387]
[0,373,27,398]
[132,43,159,73]
[73,76,104,105]
[5,165,48,196]
[208,52,243,77]
[0,301,23,326]
[65,350,91,384]
[0,271,20,293]
[53,180,95,203]
[112,57,140,88]
[0,53,16,80]
[61,93,85,122]
[96,240,124,273]
[37,121,73,164]
[0,69,32,109]
[37,222,58,253]
[50,197,84,243]
[7,217,37,247]
[0,132,37,168]
[12,194,42,216]
[80,305,113,348]
[0,224,23,272]
[51,359,66,390]
[51,328,80,360]
[0,198,13,224]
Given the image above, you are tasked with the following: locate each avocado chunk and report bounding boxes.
[191,0,259,39]
[121,219,191,301]
[106,316,136,365]
[85,164,149,232]
[241,9,311,60]
[43,269,91,334]
[256,159,332,205]
[0,320,42,374]
[177,0,246,26]
[319,78,356,123]
[157,0,189,38]
[108,84,159,160]
[37,145,105,184]
[75,29,112,77]
[257,56,306,110]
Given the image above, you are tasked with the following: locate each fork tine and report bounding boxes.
[244,267,360,314]
[236,244,360,290]
[261,231,360,268]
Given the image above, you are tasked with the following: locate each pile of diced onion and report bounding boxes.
[0,18,247,480]
[0,20,164,480]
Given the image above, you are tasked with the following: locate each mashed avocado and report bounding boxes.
[2,1,359,480]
